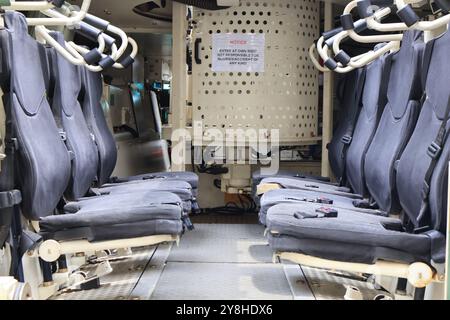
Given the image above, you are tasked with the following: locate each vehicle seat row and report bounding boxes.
[265,29,449,266]
[258,31,423,225]
[3,12,190,245]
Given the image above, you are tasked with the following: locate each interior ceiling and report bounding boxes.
[72,0,351,30]
[71,0,172,31]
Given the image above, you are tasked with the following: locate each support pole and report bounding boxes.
[171,2,188,172]
[321,2,334,178]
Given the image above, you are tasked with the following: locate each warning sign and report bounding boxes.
[212,34,265,72]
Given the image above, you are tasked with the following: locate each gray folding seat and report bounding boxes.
[266,28,449,266]
[258,46,394,224]
[40,33,194,220]
[258,31,423,225]
[5,11,184,242]
[253,68,366,200]
[78,68,199,199]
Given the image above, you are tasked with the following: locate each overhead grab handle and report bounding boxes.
[26,0,92,26]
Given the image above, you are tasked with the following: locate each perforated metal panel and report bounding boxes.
[192,0,320,145]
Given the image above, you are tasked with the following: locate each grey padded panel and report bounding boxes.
[328,69,366,181]
[99,179,193,202]
[266,203,431,264]
[6,12,71,220]
[345,53,392,196]
[397,29,450,236]
[46,33,99,200]
[40,191,184,241]
[364,30,424,213]
[46,219,183,243]
[259,188,384,225]
[79,68,117,186]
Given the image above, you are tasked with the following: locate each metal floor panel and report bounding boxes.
[51,247,158,300]
[301,266,393,300]
[150,262,293,300]
[169,223,272,263]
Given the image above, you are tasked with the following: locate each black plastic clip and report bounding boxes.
[316,197,334,205]
[315,207,338,218]
[427,142,442,159]
[341,134,353,145]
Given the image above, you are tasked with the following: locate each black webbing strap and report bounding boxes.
[420,38,436,104]
[414,95,450,233]
[411,39,442,232]
[339,68,367,186]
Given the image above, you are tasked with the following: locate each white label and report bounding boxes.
[212,34,265,72]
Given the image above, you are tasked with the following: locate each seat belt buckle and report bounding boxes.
[427,142,442,159]
[341,135,352,145]
[315,207,338,218]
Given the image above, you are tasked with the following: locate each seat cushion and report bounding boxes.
[99,179,193,201]
[39,191,183,242]
[119,171,199,190]
[259,189,384,225]
[98,179,193,213]
[266,203,432,264]
[258,176,360,198]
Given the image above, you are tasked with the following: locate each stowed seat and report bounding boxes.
[266,29,449,266]
[258,40,397,224]
[79,69,200,199]
[254,68,366,198]
[5,11,184,243]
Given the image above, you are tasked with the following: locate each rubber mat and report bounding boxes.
[151,262,293,300]
[169,223,273,263]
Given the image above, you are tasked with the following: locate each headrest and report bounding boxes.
[424,28,450,120]
[386,30,424,119]
[48,32,82,118]
[6,11,47,116]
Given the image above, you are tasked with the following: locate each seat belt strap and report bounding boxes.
[413,39,440,232]
[415,96,450,232]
